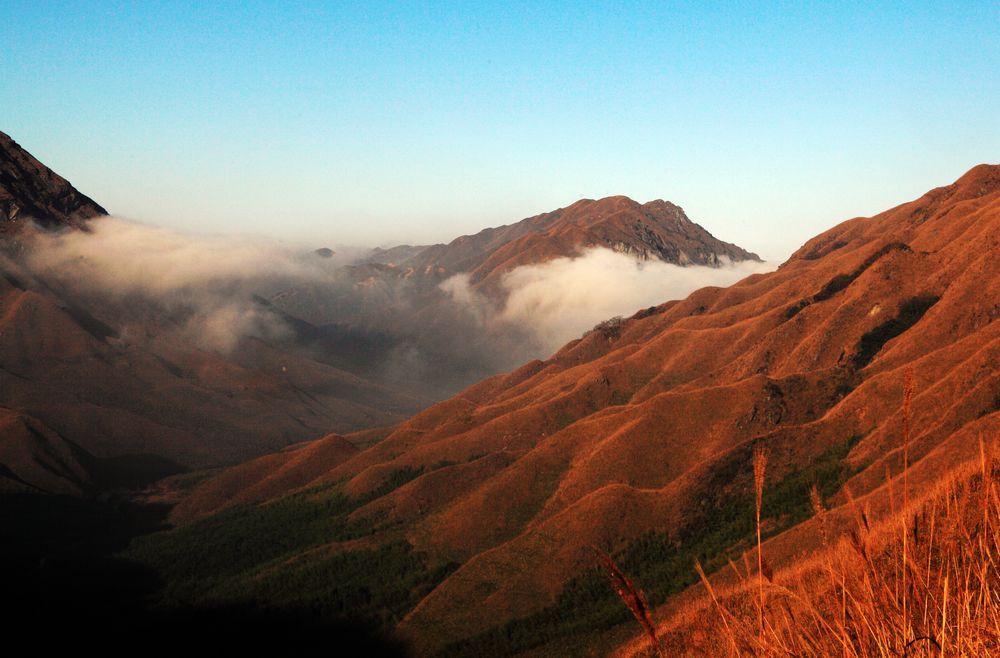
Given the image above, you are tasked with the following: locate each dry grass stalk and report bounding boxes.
[901,368,915,646]
[594,547,667,658]
[674,455,998,657]
[809,483,825,517]
[753,444,769,633]
[695,559,740,656]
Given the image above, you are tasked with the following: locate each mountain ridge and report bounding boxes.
[0,131,107,233]
[369,195,760,290]
[168,163,1000,656]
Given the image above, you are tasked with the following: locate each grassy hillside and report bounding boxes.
[433,436,863,657]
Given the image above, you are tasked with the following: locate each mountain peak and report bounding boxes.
[561,195,642,218]
[0,130,107,234]
[589,194,639,206]
[949,163,1000,201]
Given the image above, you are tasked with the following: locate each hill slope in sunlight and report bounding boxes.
[170,164,1000,656]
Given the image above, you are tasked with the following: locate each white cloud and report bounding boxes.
[20,217,331,353]
[452,248,775,355]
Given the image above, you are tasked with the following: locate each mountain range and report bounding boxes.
[0,130,759,493]
[168,163,1000,656]
[4,129,995,657]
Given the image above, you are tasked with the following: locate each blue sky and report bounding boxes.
[3,1,998,260]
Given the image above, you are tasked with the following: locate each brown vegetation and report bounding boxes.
[156,163,1000,654]
[618,435,998,657]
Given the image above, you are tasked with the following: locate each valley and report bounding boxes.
[1,130,997,657]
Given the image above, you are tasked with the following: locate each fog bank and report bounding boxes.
[20,218,336,352]
[15,217,773,397]
[444,248,775,355]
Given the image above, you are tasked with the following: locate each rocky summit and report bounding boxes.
[379,195,761,291]
[0,131,107,233]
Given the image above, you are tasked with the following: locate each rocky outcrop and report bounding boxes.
[0,130,106,234]
[392,195,760,289]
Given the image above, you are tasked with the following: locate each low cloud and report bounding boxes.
[20,217,334,352]
[444,248,775,356]
[16,218,774,397]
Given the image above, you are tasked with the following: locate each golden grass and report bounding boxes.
[616,441,998,658]
[722,458,999,657]
[596,546,667,658]
[612,425,998,658]
[753,444,769,635]
[606,366,999,657]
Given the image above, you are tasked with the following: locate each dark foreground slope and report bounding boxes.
[158,165,999,656]
[0,488,410,658]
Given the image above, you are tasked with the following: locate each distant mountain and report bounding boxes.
[0,133,424,477]
[0,131,107,233]
[338,196,760,296]
[269,195,763,396]
[401,195,759,289]
[171,164,1000,656]
[277,196,761,327]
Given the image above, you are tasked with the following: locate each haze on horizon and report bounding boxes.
[3,1,999,261]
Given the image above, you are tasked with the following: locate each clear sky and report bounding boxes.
[3,1,998,260]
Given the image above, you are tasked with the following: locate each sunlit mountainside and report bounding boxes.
[1,130,996,657]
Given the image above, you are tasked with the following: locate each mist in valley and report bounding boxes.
[14,216,773,401]
[444,248,774,355]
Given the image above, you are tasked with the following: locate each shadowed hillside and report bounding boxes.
[0,135,424,474]
[0,130,106,232]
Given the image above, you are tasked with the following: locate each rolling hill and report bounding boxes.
[164,164,1000,656]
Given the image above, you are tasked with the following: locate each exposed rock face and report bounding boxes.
[0,131,107,233]
[384,195,760,290]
